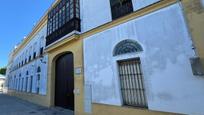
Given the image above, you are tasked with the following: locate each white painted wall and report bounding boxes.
[8,25,48,95]
[84,3,204,115]
[80,0,112,32]
[80,0,161,33]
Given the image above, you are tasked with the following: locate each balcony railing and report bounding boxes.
[46,18,80,46]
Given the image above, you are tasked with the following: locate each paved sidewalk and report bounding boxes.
[0,93,74,115]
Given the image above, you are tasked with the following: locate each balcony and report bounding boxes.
[46,0,80,46]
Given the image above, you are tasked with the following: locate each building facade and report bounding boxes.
[6,18,49,106]
[6,0,204,115]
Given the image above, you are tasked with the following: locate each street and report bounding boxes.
[0,94,74,115]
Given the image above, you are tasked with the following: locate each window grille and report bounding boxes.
[113,39,143,56]
[118,58,147,107]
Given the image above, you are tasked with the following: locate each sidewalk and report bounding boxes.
[0,94,74,115]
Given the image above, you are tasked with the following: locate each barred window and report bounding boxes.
[118,58,147,107]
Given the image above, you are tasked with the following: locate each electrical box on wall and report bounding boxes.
[190,57,204,76]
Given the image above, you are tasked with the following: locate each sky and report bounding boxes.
[0,0,55,68]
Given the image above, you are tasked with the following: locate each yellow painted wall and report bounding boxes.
[182,0,204,67]
[45,34,178,115]
[92,104,180,115]
[7,90,50,107]
[46,36,84,115]
[45,0,181,115]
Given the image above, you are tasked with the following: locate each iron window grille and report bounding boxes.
[118,58,147,108]
[110,0,133,20]
[113,39,143,56]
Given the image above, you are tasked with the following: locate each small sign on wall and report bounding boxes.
[73,88,80,95]
[75,67,82,75]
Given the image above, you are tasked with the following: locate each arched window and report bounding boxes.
[113,39,143,56]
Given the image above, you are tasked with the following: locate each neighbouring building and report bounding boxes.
[6,16,48,105]
[0,74,6,92]
[6,0,204,115]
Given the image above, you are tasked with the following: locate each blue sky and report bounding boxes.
[0,0,54,68]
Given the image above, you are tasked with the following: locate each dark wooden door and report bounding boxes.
[55,53,74,110]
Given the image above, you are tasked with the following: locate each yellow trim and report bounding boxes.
[13,0,177,57]
[46,34,80,52]
[81,0,178,39]
[13,16,47,57]
[47,38,84,114]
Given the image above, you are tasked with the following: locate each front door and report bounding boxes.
[55,53,74,110]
